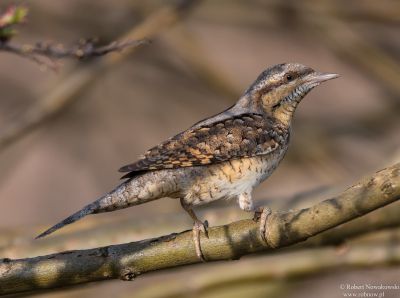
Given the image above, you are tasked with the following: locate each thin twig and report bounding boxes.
[0,163,399,295]
[0,39,149,69]
[0,0,201,152]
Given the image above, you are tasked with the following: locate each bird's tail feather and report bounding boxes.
[35,202,98,239]
[35,172,175,239]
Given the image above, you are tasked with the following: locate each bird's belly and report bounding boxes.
[182,150,286,206]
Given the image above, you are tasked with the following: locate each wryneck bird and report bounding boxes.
[36,63,339,261]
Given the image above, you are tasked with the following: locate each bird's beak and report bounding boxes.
[306,72,340,84]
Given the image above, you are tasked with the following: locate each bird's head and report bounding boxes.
[244,63,339,126]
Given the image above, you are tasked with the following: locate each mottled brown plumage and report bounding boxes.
[36,63,339,261]
[119,114,287,178]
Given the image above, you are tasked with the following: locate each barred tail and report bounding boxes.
[35,202,98,239]
[35,172,178,239]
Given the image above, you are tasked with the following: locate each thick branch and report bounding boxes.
[0,163,399,295]
[2,196,400,260]
[130,243,400,298]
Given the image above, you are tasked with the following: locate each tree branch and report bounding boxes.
[0,39,149,69]
[0,163,399,295]
[2,195,400,260]
[130,243,400,298]
[0,0,201,151]
[0,5,148,69]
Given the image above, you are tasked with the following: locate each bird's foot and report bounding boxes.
[253,207,272,245]
[192,219,209,262]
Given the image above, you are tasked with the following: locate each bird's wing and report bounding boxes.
[119,113,287,178]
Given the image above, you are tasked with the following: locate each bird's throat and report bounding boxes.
[271,84,312,126]
[272,103,298,127]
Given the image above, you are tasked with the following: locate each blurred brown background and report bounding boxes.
[0,0,399,297]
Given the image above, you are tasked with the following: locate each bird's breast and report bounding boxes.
[182,146,288,206]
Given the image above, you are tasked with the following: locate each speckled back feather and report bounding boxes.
[119,113,288,179]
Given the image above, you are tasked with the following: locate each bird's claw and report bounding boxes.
[254,207,272,244]
[193,219,208,262]
[201,220,209,238]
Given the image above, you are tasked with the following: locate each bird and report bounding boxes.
[36,63,339,261]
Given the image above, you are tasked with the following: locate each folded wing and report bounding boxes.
[119,114,286,178]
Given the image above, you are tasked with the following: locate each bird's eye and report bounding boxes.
[286,74,293,81]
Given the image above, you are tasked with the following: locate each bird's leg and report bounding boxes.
[238,192,272,244]
[180,198,208,262]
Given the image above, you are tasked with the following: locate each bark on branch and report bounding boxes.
[3,193,400,260]
[130,243,400,298]
[0,0,201,152]
[0,163,399,295]
[0,39,149,68]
